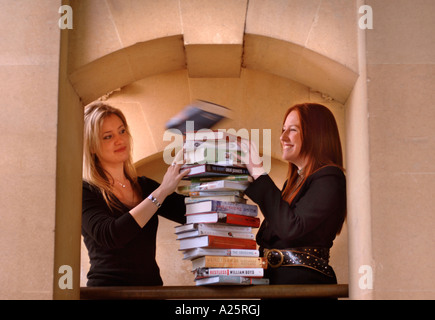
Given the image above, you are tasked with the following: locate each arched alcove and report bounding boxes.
[61,0,368,297]
[78,68,350,286]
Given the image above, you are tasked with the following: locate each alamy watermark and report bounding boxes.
[359,5,374,30]
[58,265,73,290]
[163,121,272,174]
[358,265,374,290]
[59,5,73,30]
[59,5,372,30]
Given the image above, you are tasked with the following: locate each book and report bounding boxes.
[188,190,245,197]
[185,212,261,228]
[195,276,270,286]
[189,175,252,183]
[181,163,250,179]
[165,100,231,134]
[178,235,257,251]
[182,248,259,260]
[195,268,264,279]
[191,256,267,269]
[185,129,240,142]
[185,195,246,204]
[177,180,250,194]
[184,140,241,152]
[184,140,243,166]
[186,200,258,216]
[175,223,252,235]
[184,148,240,166]
[177,229,254,240]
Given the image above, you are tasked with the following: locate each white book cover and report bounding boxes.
[182,248,259,260]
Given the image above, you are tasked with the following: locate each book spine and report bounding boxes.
[221,213,260,228]
[195,268,264,278]
[197,230,254,240]
[207,236,257,250]
[182,248,260,260]
[197,223,252,233]
[195,276,270,286]
[189,175,251,183]
[212,200,257,216]
[197,256,267,268]
[205,164,249,175]
[185,196,246,204]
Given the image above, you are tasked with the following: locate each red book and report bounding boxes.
[185,212,260,228]
[178,235,257,251]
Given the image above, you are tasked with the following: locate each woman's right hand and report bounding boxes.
[159,162,190,197]
[158,148,190,197]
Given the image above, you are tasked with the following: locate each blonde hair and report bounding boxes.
[83,101,138,211]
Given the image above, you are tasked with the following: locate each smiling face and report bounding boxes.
[280,110,306,169]
[97,114,131,168]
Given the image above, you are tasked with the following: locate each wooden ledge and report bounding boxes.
[80,284,348,300]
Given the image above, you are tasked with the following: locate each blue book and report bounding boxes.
[165,100,231,134]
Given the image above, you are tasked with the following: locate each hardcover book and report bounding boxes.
[175,223,252,235]
[191,256,267,269]
[165,100,231,133]
[182,248,259,260]
[185,212,260,228]
[181,163,250,179]
[178,235,257,251]
[185,200,258,216]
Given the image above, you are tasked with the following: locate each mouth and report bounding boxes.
[282,144,293,150]
[115,146,127,153]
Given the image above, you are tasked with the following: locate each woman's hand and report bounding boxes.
[130,149,189,228]
[159,162,190,197]
[158,148,190,197]
[238,138,266,180]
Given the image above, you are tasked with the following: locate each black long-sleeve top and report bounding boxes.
[81,176,186,287]
[244,166,346,251]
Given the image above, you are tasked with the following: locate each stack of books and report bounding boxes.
[175,133,269,286]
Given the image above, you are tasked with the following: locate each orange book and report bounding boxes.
[191,256,267,269]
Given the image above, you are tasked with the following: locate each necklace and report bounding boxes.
[115,180,127,188]
[288,167,305,198]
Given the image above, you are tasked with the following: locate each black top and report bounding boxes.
[244,166,346,251]
[81,176,186,287]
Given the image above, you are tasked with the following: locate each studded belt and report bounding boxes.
[264,247,334,277]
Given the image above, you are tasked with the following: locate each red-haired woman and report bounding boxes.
[243,103,346,285]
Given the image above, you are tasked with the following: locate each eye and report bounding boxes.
[103,134,112,140]
[120,128,127,135]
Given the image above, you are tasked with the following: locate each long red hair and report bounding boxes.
[281,103,344,205]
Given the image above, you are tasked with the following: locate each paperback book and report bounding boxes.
[195,267,264,279]
[195,276,269,286]
[182,248,259,260]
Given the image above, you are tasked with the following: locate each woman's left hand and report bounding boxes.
[238,138,266,180]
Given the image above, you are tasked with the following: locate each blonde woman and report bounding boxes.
[82,102,189,286]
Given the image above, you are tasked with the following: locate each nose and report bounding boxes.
[113,133,123,145]
[280,128,289,142]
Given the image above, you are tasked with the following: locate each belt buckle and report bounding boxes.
[266,249,284,268]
